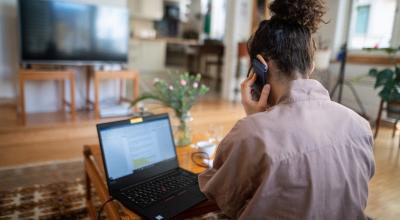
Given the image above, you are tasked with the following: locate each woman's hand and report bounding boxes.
[241,72,271,116]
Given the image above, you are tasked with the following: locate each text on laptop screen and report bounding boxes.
[100,118,176,180]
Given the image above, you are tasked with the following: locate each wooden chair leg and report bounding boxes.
[18,77,26,125]
[217,55,223,92]
[132,75,139,112]
[70,74,76,119]
[85,166,92,201]
[86,68,92,110]
[60,79,66,113]
[374,100,384,139]
[133,75,139,100]
[119,79,125,103]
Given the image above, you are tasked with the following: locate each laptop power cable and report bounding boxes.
[97,197,115,220]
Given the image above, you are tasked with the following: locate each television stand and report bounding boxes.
[18,68,76,124]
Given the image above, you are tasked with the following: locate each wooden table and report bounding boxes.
[83,144,219,220]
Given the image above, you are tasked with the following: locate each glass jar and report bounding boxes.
[174,111,193,147]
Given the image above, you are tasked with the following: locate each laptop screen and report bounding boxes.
[99,117,176,181]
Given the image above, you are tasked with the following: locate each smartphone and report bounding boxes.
[251,57,269,101]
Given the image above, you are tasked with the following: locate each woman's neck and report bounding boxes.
[270,72,309,105]
[270,80,290,105]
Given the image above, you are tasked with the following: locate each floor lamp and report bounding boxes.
[330,43,368,119]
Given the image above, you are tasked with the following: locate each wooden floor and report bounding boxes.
[0,100,399,219]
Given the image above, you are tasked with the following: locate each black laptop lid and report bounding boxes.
[97,114,179,191]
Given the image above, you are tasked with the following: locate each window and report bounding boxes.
[348,0,398,49]
[355,5,370,34]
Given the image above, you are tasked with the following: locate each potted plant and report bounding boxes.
[367,47,400,119]
[131,72,209,147]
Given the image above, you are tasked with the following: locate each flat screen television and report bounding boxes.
[18,0,129,65]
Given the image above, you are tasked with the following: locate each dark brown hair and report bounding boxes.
[248,0,326,78]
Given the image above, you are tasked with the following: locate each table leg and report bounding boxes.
[19,77,26,125]
[94,76,100,119]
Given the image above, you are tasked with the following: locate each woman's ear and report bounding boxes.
[256,54,268,66]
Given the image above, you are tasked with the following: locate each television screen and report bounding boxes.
[18,0,129,64]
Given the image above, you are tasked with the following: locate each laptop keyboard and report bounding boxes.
[121,170,198,208]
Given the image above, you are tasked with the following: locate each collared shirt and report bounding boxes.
[198,79,375,220]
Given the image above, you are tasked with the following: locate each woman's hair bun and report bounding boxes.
[269,0,326,33]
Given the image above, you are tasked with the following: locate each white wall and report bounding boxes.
[317,0,352,54]
[391,0,400,46]
[210,0,227,40]
[0,0,18,99]
[317,0,340,50]
[0,0,127,113]
[221,0,253,101]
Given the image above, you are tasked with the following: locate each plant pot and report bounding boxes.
[387,101,400,120]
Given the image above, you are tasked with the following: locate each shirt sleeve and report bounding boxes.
[198,119,268,218]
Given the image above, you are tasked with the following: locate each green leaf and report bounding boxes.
[379,87,392,101]
[130,93,166,107]
[130,72,209,113]
[375,69,394,88]
[369,68,378,77]
[391,89,400,101]
[362,47,400,55]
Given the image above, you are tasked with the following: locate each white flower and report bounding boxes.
[180,79,187,86]
[193,82,199,88]
[169,85,174,90]
[153,78,160,84]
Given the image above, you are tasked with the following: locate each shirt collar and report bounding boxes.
[278,79,331,104]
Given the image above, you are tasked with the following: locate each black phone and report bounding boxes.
[251,58,269,101]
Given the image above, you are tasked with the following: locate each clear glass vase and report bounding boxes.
[175,111,193,147]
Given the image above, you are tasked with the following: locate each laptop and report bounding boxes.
[96,113,206,220]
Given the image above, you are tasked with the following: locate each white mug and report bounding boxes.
[195,141,217,156]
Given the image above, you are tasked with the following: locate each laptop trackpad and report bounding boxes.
[146,184,206,219]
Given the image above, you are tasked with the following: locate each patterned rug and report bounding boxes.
[0,160,228,220]
[0,160,89,220]
[0,178,88,220]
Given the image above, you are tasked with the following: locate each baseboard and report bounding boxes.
[0,98,17,107]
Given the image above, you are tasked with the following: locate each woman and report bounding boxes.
[198,0,375,219]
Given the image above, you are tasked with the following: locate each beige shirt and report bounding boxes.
[199,79,375,220]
